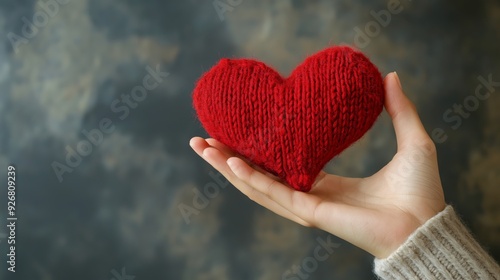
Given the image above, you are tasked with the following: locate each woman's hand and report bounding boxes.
[189,72,446,259]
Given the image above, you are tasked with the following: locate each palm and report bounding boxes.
[304,144,444,257]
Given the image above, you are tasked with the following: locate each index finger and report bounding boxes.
[226,157,320,224]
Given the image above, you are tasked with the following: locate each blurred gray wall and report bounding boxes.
[0,0,499,279]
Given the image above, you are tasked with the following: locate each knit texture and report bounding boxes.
[374,206,500,279]
[193,46,384,192]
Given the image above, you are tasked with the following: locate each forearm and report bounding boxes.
[374,206,500,280]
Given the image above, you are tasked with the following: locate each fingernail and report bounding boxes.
[202,148,211,158]
[227,158,239,176]
[227,157,235,169]
[393,71,402,90]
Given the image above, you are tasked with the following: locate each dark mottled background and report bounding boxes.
[0,0,499,279]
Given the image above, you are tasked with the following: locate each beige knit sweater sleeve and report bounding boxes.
[374,206,500,279]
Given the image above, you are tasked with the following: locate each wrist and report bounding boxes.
[378,203,447,258]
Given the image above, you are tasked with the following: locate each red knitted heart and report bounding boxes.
[193,46,384,192]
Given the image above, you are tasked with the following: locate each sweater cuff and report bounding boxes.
[374,205,500,279]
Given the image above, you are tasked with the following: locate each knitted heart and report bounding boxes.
[193,46,384,192]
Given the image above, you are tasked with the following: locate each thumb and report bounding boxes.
[384,72,430,150]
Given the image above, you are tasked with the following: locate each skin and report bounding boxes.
[189,72,446,259]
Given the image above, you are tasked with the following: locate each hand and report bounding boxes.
[189,72,446,259]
